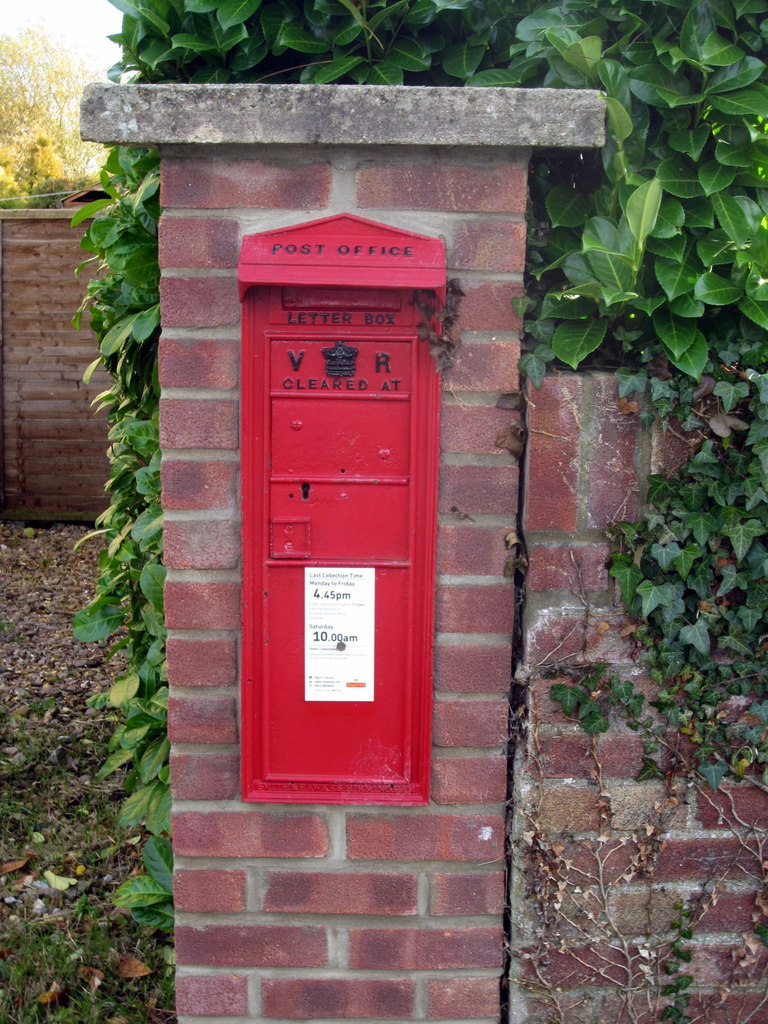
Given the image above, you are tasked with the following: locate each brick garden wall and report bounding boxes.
[158,143,527,1023]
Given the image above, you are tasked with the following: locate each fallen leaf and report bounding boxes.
[117,956,153,979]
[38,981,67,1005]
[79,966,105,994]
[44,870,78,891]
[0,859,28,874]
[496,392,523,411]
[595,621,610,634]
[495,424,525,458]
[619,397,639,414]
[505,531,520,549]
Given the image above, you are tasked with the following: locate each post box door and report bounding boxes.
[239,216,444,804]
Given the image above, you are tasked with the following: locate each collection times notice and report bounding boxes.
[304,567,375,702]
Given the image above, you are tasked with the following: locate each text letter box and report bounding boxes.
[239,214,445,804]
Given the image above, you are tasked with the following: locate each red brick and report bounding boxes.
[651,417,705,476]
[159,337,239,389]
[427,976,500,1019]
[686,993,768,1024]
[175,974,248,1017]
[451,220,527,272]
[522,944,631,988]
[436,584,514,635]
[437,524,509,576]
[161,155,331,209]
[431,871,505,915]
[458,281,524,332]
[164,581,240,630]
[696,785,768,830]
[349,926,503,970]
[526,543,610,592]
[168,693,238,744]
[597,735,647,779]
[171,751,239,801]
[686,891,757,934]
[263,871,417,916]
[432,755,508,805]
[588,375,640,528]
[538,787,601,834]
[166,636,237,688]
[262,978,414,1020]
[690,942,768,985]
[524,374,582,532]
[159,398,238,450]
[434,642,511,693]
[161,458,237,510]
[655,838,762,880]
[160,276,239,328]
[442,339,521,393]
[433,698,508,747]
[176,924,326,967]
[174,868,246,913]
[441,402,519,456]
[537,733,592,778]
[347,813,504,861]
[438,463,518,516]
[159,216,239,268]
[173,811,329,858]
[356,160,527,213]
[163,518,240,570]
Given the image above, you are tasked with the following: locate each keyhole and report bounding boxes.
[301,481,310,500]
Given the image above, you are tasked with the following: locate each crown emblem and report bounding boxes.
[321,339,359,378]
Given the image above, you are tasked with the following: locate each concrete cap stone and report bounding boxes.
[81,83,604,149]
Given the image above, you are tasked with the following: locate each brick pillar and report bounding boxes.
[80,83,605,1024]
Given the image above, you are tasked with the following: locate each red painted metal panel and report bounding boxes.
[240,215,443,804]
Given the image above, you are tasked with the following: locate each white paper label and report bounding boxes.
[305,567,375,702]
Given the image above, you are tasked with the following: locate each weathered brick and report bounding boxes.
[160,276,239,328]
[159,215,240,268]
[524,609,635,667]
[537,733,593,779]
[347,813,504,861]
[597,734,646,779]
[610,782,688,832]
[159,337,239,389]
[526,543,610,593]
[588,375,640,528]
[164,581,240,631]
[176,924,327,967]
[263,871,417,915]
[441,339,521,393]
[174,868,247,913]
[159,398,238,450]
[356,160,527,213]
[450,220,527,273]
[436,584,514,635]
[441,403,520,456]
[166,636,238,688]
[262,978,414,1020]
[430,871,505,916]
[655,838,762,880]
[651,417,706,476]
[168,693,238,745]
[695,785,768,830]
[175,974,249,1017]
[458,281,524,332]
[163,518,240,570]
[161,155,332,209]
[161,458,237,510]
[438,463,518,516]
[524,374,582,532]
[173,811,329,858]
[433,698,508,748]
[427,976,501,1019]
[434,643,511,694]
[349,926,503,970]
[431,755,508,805]
[437,525,510,577]
[171,751,239,801]
[537,787,601,834]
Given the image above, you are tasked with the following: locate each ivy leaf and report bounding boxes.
[552,320,607,369]
[678,617,710,655]
[699,761,729,790]
[723,517,764,562]
[713,380,749,412]
[610,558,643,606]
[672,544,701,580]
[550,683,582,717]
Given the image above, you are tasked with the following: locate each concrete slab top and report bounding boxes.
[81,83,604,150]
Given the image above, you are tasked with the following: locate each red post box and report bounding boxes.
[238,214,445,804]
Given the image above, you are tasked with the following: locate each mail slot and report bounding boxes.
[239,214,445,804]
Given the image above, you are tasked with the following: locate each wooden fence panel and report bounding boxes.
[1,211,110,520]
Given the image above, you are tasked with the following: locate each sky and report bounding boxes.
[3,0,123,73]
